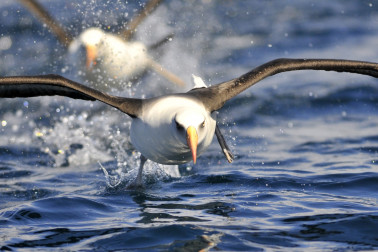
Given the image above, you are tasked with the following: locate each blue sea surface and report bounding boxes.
[0,1,378,251]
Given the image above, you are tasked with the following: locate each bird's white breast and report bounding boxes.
[100,36,150,78]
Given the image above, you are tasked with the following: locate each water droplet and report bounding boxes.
[0,36,12,51]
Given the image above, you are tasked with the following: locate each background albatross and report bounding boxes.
[17,0,186,90]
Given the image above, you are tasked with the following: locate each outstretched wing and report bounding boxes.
[17,0,73,47]
[19,0,163,44]
[189,58,378,112]
[121,0,163,41]
[0,75,142,118]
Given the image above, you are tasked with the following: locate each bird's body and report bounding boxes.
[130,95,216,164]
[69,28,150,88]
[93,38,149,80]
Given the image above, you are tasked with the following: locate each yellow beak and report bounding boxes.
[186,126,198,164]
[86,45,97,69]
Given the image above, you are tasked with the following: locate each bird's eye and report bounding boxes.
[175,121,184,130]
[200,121,205,128]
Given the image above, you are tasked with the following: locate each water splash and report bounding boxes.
[99,158,180,190]
[99,125,181,189]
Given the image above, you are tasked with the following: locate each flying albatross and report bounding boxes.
[1,58,378,187]
[17,0,186,90]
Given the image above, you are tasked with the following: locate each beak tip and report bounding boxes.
[85,45,97,70]
[187,126,198,165]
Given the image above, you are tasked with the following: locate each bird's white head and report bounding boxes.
[80,28,106,69]
[68,28,105,69]
[130,97,216,165]
[79,27,105,46]
[174,109,207,164]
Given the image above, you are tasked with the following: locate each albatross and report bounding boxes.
[17,0,186,90]
[1,58,378,187]
[68,27,185,90]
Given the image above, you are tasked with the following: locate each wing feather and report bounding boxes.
[0,75,142,117]
[18,0,73,47]
[189,58,378,111]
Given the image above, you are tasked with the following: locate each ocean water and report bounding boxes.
[0,0,378,251]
